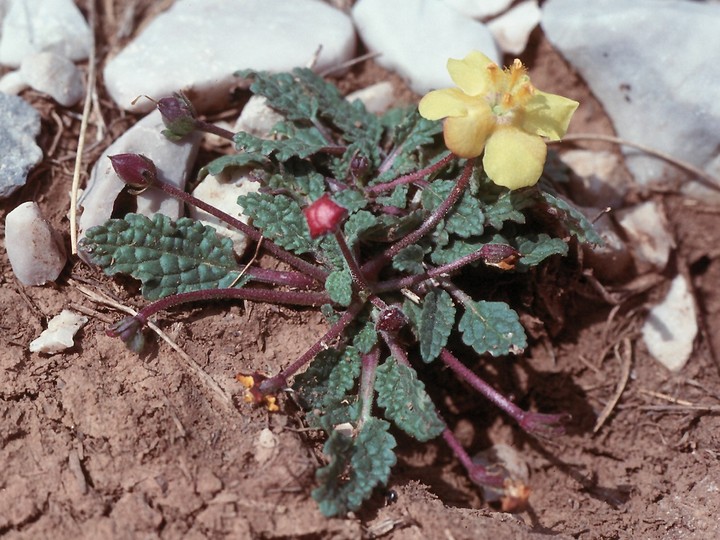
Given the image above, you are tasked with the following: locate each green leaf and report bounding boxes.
[375,185,408,209]
[352,319,378,354]
[237,192,314,255]
[375,357,445,441]
[429,237,486,266]
[312,417,396,516]
[540,192,603,245]
[334,189,368,213]
[481,190,529,229]
[458,300,527,357]
[198,152,269,179]
[517,233,568,266]
[78,213,243,300]
[233,126,328,161]
[422,180,484,238]
[343,210,378,248]
[392,245,426,274]
[325,270,353,307]
[418,290,455,363]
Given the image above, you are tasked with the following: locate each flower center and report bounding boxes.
[485,59,536,122]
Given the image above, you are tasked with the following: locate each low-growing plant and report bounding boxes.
[79,51,599,516]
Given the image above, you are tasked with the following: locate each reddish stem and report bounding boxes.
[358,347,381,427]
[442,428,504,488]
[366,152,454,195]
[195,119,235,141]
[245,267,319,289]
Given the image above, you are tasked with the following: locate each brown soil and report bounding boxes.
[2,3,720,539]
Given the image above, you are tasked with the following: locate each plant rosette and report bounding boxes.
[79,51,600,517]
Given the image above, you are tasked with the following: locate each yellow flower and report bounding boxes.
[419,51,579,190]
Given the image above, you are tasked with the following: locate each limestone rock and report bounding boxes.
[0,92,42,197]
[30,310,88,354]
[20,52,84,107]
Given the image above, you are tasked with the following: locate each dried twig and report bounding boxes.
[72,280,235,410]
[593,338,632,433]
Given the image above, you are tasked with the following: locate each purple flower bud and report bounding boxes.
[107,316,146,353]
[480,244,519,270]
[375,306,408,333]
[157,92,197,141]
[303,195,348,239]
[350,155,369,180]
[108,153,157,188]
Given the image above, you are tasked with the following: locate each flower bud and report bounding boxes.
[303,195,348,239]
[108,153,157,189]
[157,92,197,141]
[106,316,146,353]
[480,244,519,270]
[375,306,408,333]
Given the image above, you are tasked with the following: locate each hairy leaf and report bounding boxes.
[313,417,396,516]
[458,300,527,357]
[198,152,269,179]
[481,190,529,229]
[517,233,568,266]
[375,357,445,441]
[79,213,243,300]
[237,192,314,254]
[392,244,426,274]
[353,319,378,354]
[234,126,328,161]
[422,180,484,237]
[325,270,353,307]
[334,189,368,213]
[418,290,456,363]
[541,192,603,245]
[343,210,379,248]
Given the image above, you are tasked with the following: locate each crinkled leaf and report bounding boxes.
[517,233,568,266]
[376,184,408,209]
[313,417,396,516]
[375,357,445,441]
[481,190,529,229]
[234,126,328,161]
[266,163,326,200]
[430,237,486,266]
[392,245,426,274]
[418,290,455,363]
[402,298,422,334]
[79,213,243,300]
[325,270,353,307]
[353,318,378,354]
[237,192,314,254]
[422,180,484,238]
[343,210,378,248]
[198,152,269,179]
[334,189,368,213]
[541,192,603,245]
[458,300,527,357]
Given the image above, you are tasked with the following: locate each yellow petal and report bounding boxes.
[447,50,495,96]
[443,101,495,158]
[419,88,474,120]
[483,127,547,189]
[519,90,579,141]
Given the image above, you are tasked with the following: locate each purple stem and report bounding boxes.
[195,120,235,141]
[258,301,365,394]
[245,267,319,289]
[442,428,504,488]
[374,244,519,293]
[333,230,370,291]
[362,159,475,278]
[358,347,381,427]
[133,287,331,325]
[151,178,328,282]
[366,152,454,195]
[440,349,568,437]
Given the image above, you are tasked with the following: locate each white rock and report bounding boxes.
[20,52,84,107]
[189,169,261,257]
[642,275,697,372]
[0,92,43,198]
[442,0,514,19]
[104,0,355,113]
[0,0,92,67]
[78,109,201,240]
[617,201,675,273]
[234,96,284,139]
[561,149,629,209]
[353,0,500,95]
[0,70,29,94]
[30,309,88,354]
[5,201,67,286]
[487,0,541,55]
[542,0,720,201]
[253,428,278,465]
[345,81,396,114]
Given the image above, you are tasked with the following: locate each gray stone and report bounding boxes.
[353,0,499,95]
[0,0,91,67]
[5,201,67,286]
[20,52,84,107]
[0,92,42,198]
[542,0,720,200]
[78,110,201,240]
[104,0,355,113]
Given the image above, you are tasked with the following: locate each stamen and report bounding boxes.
[486,63,500,86]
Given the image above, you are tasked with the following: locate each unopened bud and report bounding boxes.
[303,195,348,239]
[375,306,408,333]
[157,92,197,141]
[108,153,157,188]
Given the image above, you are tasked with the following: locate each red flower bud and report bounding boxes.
[303,195,348,239]
[157,92,197,141]
[108,153,157,188]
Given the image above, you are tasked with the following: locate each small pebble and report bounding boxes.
[5,201,67,286]
[0,0,92,67]
[642,275,697,372]
[19,52,84,107]
[353,0,499,94]
[30,310,88,354]
[442,0,514,19]
[616,201,675,273]
[487,0,541,55]
[0,92,43,198]
[0,70,29,94]
[234,96,284,139]
[345,81,396,114]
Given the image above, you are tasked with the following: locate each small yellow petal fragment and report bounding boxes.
[265,396,279,412]
[419,88,471,120]
[520,91,579,140]
[237,374,255,389]
[483,127,547,190]
[443,104,495,158]
[447,50,495,96]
